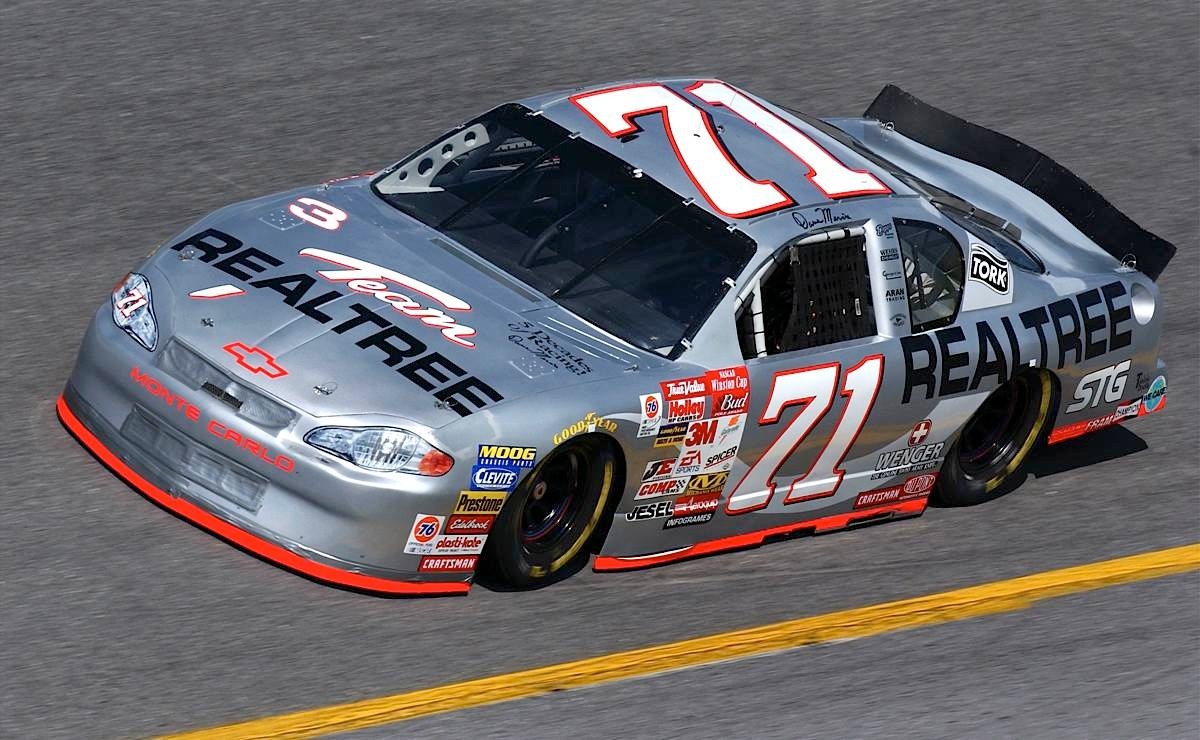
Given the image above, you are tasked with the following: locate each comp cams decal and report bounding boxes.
[169,229,502,417]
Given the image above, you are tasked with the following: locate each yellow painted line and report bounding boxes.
[162,543,1200,740]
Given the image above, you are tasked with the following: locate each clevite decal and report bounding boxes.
[168,229,502,417]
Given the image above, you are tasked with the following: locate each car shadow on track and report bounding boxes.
[1027,425,1149,478]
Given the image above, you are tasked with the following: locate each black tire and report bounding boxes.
[935,371,1056,506]
[482,436,617,588]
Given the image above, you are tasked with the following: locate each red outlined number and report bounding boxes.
[569,83,793,218]
[687,81,891,199]
[726,355,884,513]
[289,197,348,230]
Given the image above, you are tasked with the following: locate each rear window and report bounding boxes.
[373,105,756,354]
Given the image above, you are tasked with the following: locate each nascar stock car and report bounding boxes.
[59,79,1173,595]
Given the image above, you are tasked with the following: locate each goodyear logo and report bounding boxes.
[452,490,506,515]
[687,471,729,493]
[477,444,537,467]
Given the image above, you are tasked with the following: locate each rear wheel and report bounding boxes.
[482,437,616,588]
[936,371,1056,506]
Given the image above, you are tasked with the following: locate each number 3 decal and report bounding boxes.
[726,356,884,513]
[570,81,889,219]
[289,197,348,231]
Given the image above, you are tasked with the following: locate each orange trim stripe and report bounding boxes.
[594,496,927,571]
[56,395,470,596]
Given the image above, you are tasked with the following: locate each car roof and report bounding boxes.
[516,78,913,247]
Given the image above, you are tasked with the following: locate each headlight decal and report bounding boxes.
[111,272,159,351]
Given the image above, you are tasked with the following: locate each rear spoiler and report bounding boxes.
[864,85,1175,281]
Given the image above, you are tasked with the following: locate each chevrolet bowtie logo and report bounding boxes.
[222,342,287,379]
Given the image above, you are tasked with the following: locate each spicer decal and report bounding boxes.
[169,229,502,417]
[901,281,1133,403]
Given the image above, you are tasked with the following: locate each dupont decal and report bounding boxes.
[476,445,537,468]
[469,464,519,492]
[1065,359,1131,413]
[551,412,617,445]
[451,490,506,515]
[168,229,502,417]
[637,393,664,438]
[1141,375,1166,414]
[853,473,937,509]
[967,243,1011,295]
[634,477,689,500]
[706,366,749,418]
[901,281,1134,403]
[444,514,495,535]
[403,513,445,555]
[418,555,478,572]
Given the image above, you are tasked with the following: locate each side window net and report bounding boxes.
[896,219,963,333]
[739,233,876,358]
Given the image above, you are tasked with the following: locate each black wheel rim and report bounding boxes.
[519,447,590,554]
[957,377,1034,477]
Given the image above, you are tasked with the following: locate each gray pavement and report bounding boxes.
[0,1,1197,738]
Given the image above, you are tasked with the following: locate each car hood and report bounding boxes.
[149,179,646,427]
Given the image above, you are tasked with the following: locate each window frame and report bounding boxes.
[894,217,966,335]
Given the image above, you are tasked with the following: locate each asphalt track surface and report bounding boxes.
[1,1,1197,738]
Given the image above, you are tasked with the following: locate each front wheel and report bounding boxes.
[935,371,1056,506]
[482,436,617,588]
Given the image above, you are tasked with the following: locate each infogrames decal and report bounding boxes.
[552,412,618,446]
[901,280,1134,403]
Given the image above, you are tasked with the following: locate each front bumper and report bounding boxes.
[59,313,472,596]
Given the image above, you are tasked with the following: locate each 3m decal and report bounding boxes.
[1065,359,1131,413]
[451,490,506,515]
[167,229,503,417]
[726,356,884,513]
[476,445,537,467]
[901,281,1133,402]
[222,342,287,379]
[404,514,445,555]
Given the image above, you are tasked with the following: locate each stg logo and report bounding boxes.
[222,342,288,379]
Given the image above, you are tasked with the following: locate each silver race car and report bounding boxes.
[60,80,1173,595]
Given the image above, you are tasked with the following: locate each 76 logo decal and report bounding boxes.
[726,356,884,513]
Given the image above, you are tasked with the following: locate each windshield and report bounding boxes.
[372,104,756,355]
